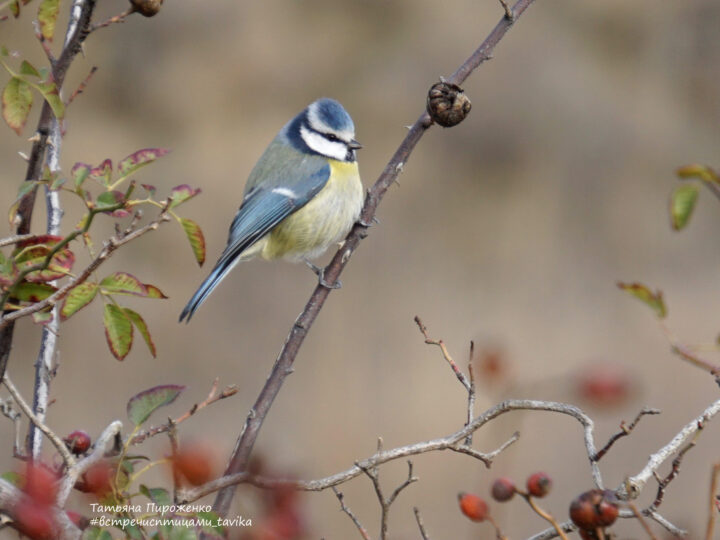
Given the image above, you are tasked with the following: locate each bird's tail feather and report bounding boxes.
[178,260,235,323]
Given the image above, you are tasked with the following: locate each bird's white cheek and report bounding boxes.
[300,126,347,161]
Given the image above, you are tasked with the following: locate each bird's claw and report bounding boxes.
[304,260,342,289]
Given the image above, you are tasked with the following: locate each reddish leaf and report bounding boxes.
[71,162,91,189]
[127,384,185,426]
[122,307,156,357]
[103,303,133,361]
[117,148,170,178]
[676,164,718,184]
[143,283,168,299]
[617,282,666,318]
[14,236,74,282]
[100,272,147,296]
[90,159,112,186]
[180,218,206,266]
[169,184,201,209]
[2,77,33,135]
[60,282,98,320]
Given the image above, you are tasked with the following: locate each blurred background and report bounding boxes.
[2,0,720,537]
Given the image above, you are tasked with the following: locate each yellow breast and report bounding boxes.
[262,160,363,261]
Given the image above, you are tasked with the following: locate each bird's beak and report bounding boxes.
[349,139,363,150]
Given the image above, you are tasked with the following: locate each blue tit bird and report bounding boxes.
[179,98,364,322]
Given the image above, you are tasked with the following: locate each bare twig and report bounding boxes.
[0,234,39,248]
[130,378,238,444]
[0,398,23,458]
[179,400,591,503]
[415,316,472,391]
[466,341,476,444]
[706,463,720,540]
[90,7,133,30]
[619,397,720,499]
[66,66,98,106]
[332,487,371,540]
[413,507,431,540]
[628,502,659,540]
[167,419,180,503]
[659,322,720,375]
[357,459,417,540]
[210,0,541,517]
[593,407,661,461]
[2,375,75,467]
[521,492,570,540]
[648,424,702,512]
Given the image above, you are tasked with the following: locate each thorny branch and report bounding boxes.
[211,0,541,518]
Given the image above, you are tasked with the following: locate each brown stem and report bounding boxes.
[210,0,541,518]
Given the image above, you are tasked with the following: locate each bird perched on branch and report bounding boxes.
[179,98,363,322]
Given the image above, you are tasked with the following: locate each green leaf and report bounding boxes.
[127,384,185,426]
[32,309,53,325]
[180,218,206,266]
[122,307,156,357]
[82,527,114,540]
[60,282,98,320]
[676,164,718,184]
[169,184,201,209]
[95,190,126,212]
[72,162,91,189]
[2,77,33,135]
[49,175,66,191]
[14,281,57,302]
[19,60,40,78]
[670,183,699,231]
[100,272,148,296]
[617,282,667,319]
[104,303,133,361]
[31,80,64,120]
[117,148,170,178]
[37,0,59,40]
[139,484,172,507]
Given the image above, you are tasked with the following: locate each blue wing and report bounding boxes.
[179,162,330,322]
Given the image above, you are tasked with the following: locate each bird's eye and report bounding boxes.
[326,133,340,142]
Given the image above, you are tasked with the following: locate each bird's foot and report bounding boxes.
[304,260,342,289]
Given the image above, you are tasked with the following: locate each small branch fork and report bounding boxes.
[592,407,661,462]
[414,317,477,444]
[130,378,238,445]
